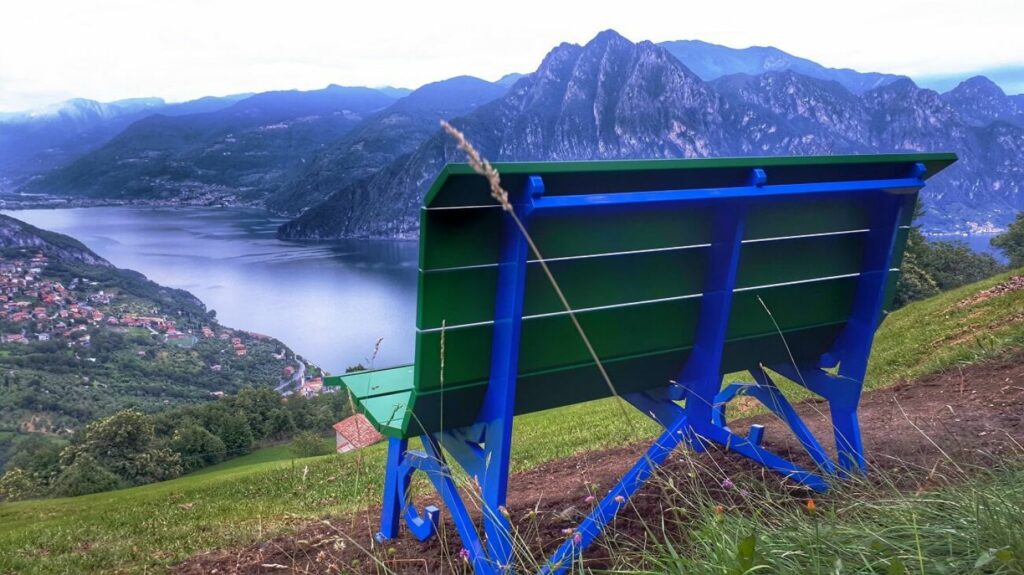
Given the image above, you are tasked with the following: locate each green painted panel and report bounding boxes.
[331,364,414,399]
[418,247,708,329]
[744,196,871,240]
[419,207,504,271]
[419,204,713,271]
[358,390,413,436]
[735,233,865,289]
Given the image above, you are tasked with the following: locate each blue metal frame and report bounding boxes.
[374,163,928,574]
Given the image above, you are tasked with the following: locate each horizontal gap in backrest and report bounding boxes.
[417,231,876,330]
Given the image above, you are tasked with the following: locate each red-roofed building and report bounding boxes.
[332,414,383,453]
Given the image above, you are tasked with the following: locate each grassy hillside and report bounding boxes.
[1,269,1022,574]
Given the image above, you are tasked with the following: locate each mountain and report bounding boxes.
[659,39,906,94]
[0,95,247,187]
[0,213,112,267]
[279,30,1024,239]
[266,76,508,214]
[22,86,396,202]
[0,214,299,432]
[496,73,526,87]
[941,76,1024,127]
[373,86,414,99]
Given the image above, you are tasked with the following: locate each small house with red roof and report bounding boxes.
[332,414,383,453]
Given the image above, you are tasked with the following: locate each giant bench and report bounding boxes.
[325,153,956,575]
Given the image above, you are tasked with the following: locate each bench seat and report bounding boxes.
[326,365,414,436]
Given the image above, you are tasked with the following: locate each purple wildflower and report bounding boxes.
[573,532,583,545]
[458,548,470,562]
[722,478,735,489]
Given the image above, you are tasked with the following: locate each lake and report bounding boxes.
[5,207,419,374]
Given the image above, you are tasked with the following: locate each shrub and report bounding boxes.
[170,425,227,472]
[291,431,332,458]
[0,468,46,501]
[51,454,122,497]
[992,211,1024,268]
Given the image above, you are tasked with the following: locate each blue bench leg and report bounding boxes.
[416,437,498,575]
[376,437,407,543]
[744,368,837,475]
[830,403,867,475]
[769,363,868,478]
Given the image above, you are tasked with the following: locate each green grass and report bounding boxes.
[1,269,1022,574]
[618,464,1024,574]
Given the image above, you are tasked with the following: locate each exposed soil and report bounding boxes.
[178,350,1024,575]
[956,274,1024,308]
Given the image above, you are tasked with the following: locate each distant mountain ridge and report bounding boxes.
[266,76,508,214]
[279,30,1024,239]
[22,86,397,202]
[0,94,249,187]
[3,31,1024,234]
[659,39,907,93]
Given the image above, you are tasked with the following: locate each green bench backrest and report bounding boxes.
[399,154,955,435]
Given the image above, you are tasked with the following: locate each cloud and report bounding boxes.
[1,0,1023,112]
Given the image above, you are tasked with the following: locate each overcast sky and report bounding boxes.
[2,0,1022,112]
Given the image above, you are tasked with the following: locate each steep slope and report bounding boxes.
[0,214,112,267]
[281,31,1024,238]
[0,95,246,186]
[266,76,507,214]
[659,39,905,93]
[23,86,395,202]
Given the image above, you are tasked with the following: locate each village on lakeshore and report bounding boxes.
[0,250,327,400]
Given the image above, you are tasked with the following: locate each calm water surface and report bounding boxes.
[6,207,418,374]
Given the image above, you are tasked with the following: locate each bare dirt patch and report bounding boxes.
[956,274,1024,308]
[178,350,1024,574]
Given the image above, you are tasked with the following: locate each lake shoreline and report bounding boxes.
[2,206,420,374]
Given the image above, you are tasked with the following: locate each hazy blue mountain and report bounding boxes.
[495,73,526,86]
[941,76,1024,127]
[659,39,906,94]
[374,86,414,99]
[23,86,395,201]
[267,76,508,214]
[0,95,248,186]
[280,30,1024,239]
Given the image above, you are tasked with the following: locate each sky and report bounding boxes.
[2,0,1023,112]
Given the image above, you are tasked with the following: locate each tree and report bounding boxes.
[212,412,253,456]
[916,239,1002,291]
[0,468,46,501]
[266,408,296,440]
[894,203,1005,308]
[51,453,122,497]
[4,435,64,481]
[170,425,226,472]
[992,212,1024,268]
[61,409,182,485]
